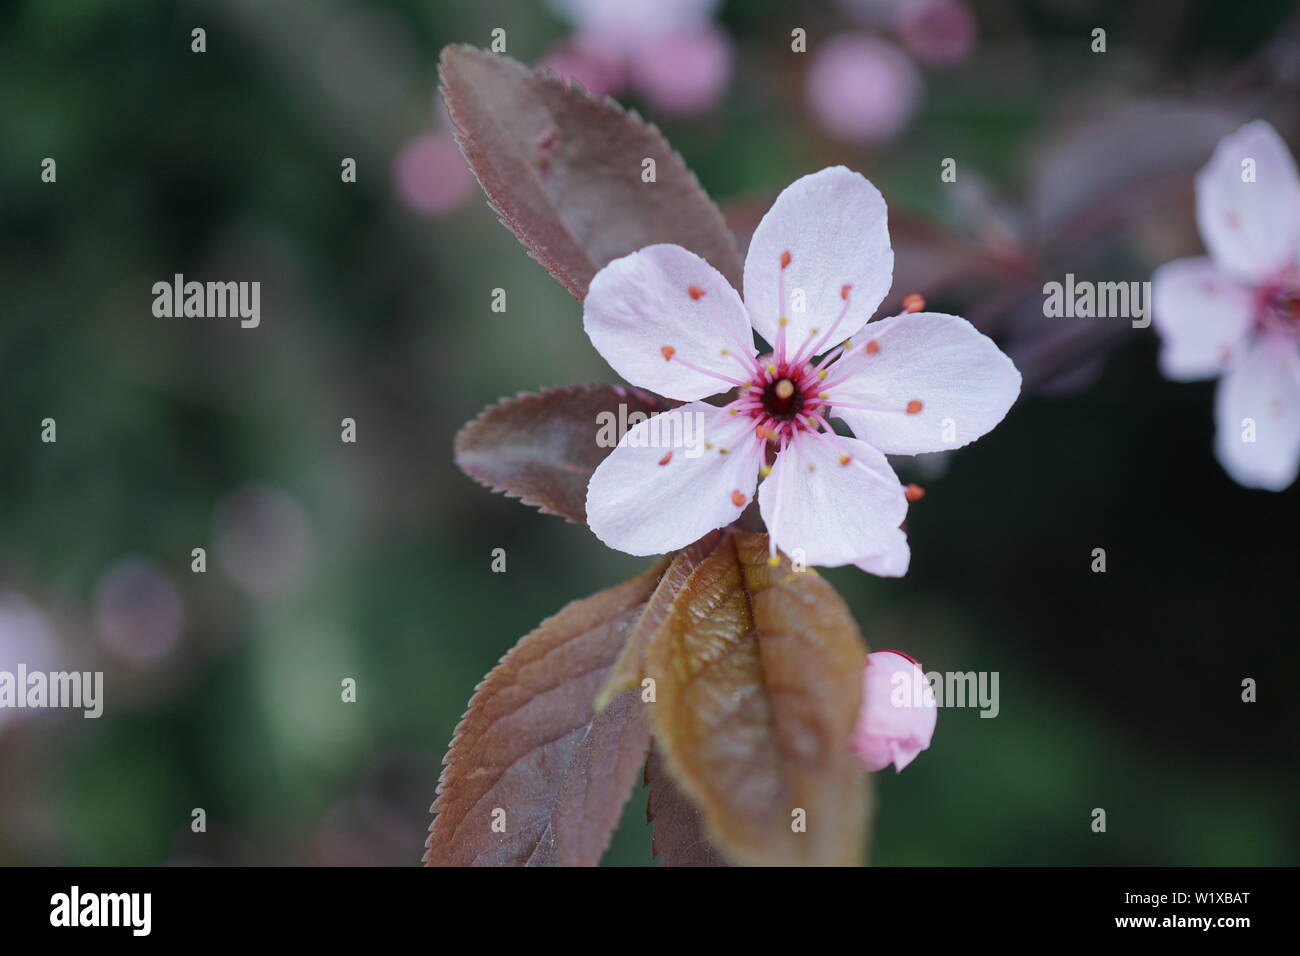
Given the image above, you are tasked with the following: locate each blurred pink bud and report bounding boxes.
[851,650,937,772]
[896,0,977,66]
[538,37,628,98]
[806,35,922,143]
[391,131,476,218]
[629,27,732,115]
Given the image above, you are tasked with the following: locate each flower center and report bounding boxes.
[762,377,805,421]
[1268,286,1300,325]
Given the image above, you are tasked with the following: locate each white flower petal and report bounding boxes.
[758,433,907,567]
[829,312,1021,455]
[1196,120,1300,283]
[584,244,757,402]
[1213,336,1300,491]
[742,166,893,357]
[1151,257,1255,381]
[586,402,762,555]
[853,527,911,578]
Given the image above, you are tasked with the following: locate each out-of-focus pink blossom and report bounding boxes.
[806,34,923,143]
[544,0,731,115]
[629,26,732,116]
[538,37,627,98]
[391,131,476,218]
[1151,121,1300,490]
[896,0,977,66]
[851,650,937,772]
[549,0,718,50]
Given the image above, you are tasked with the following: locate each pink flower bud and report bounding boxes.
[851,650,937,772]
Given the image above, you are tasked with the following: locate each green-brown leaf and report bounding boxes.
[438,44,744,299]
[642,531,872,867]
[594,530,722,710]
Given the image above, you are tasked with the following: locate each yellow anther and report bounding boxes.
[767,555,781,567]
[779,316,789,327]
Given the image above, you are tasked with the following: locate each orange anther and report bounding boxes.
[839,455,851,466]
[865,340,881,355]
[658,451,673,466]
[906,399,923,415]
[780,250,792,269]
[661,346,676,361]
[902,293,925,313]
[688,285,706,300]
[841,284,852,300]
[731,490,747,507]
[905,483,926,502]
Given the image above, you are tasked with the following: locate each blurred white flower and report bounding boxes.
[0,591,62,730]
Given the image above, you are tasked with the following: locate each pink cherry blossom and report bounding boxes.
[544,0,731,116]
[583,166,1022,569]
[851,650,937,773]
[1151,121,1300,490]
[628,26,732,116]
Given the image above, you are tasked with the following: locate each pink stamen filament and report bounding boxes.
[704,300,764,376]
[825,400,914,415]
[668,354,750,388]
[792,292,854,366]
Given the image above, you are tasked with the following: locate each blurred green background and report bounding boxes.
[1,0,1297,866]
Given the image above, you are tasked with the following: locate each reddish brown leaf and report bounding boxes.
[643,531,872,867]
[454,384,670,524]
[438,44,744,299]
[645,745,732,867]
[424,561,665,866]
